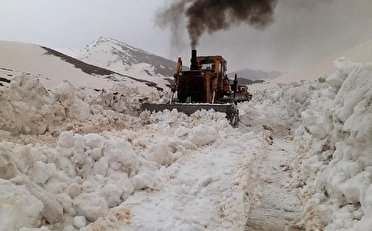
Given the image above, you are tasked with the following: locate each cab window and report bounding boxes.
[201,63,214,70]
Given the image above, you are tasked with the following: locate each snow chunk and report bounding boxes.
[0,179,43,230]
[175,126,189,138]
[83,133,106,149]
[302,110,328,139]
[0,153,17,180]
[145,142,173,166]
[56,193,75,216]
[58,131,74,148]
[103,137,140,176]
[68,97,91,121]
[65,183,82,198]
[340,171,371,204]
[30,161,57,185]
[24,179,64,224]
[12,145,42,174]
[99,183,123,208]
[188,125,217,146]
[132,169,161,190]
[301,155,322,178]
[73,193,109,222]
[73,216,87,229]
[106,171,134,200]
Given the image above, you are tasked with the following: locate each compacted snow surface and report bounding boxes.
[0,56,371,231]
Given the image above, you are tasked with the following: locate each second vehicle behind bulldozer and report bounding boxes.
[142,50,252,125]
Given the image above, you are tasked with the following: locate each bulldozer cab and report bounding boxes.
[175,52,231,104]
[197,56,226,73]
[197,56,230,101]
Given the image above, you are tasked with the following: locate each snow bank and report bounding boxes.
[295,59,372,230]
[0,122,235,230]
[240,58,372,230]
[0,179,44,230]
[0,131,163,229]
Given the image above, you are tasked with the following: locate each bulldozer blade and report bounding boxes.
[141,103,239,126]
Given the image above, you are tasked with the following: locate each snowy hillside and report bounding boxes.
[76,37,178,89]
[0,41,164,93]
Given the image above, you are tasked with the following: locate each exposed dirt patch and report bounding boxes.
[0,77,11,83]
[0,67,13,71]
[42,46,115,76]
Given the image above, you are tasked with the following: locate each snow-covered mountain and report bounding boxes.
[76,37,178,89]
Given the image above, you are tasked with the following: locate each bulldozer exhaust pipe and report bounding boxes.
[190,49,198,70]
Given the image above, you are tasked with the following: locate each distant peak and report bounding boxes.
[97,36,119,43]
[97,36,109,42]
[96,37,118,44]
[91,37,142,52]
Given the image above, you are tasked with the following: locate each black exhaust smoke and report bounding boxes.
[157,0,278,49]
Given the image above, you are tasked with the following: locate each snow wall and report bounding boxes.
[298,59,372,231]
[241,58,371,230]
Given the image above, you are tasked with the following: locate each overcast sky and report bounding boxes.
[1,0,372,72]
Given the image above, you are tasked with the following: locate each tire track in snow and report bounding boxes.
[85,128,268,231]
[246,138,303,231]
